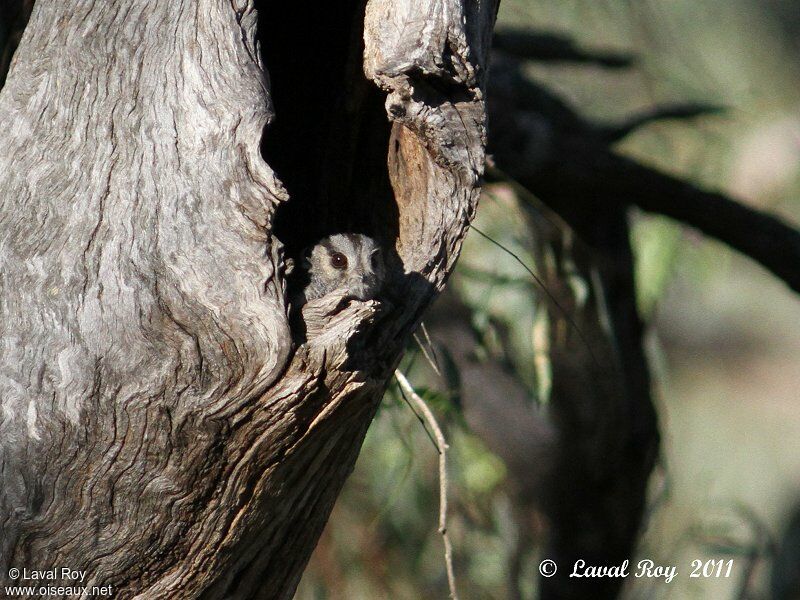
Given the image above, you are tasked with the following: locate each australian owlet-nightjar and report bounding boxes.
[297,233,386,304]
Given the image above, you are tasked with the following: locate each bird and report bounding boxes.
[292,233,386,306]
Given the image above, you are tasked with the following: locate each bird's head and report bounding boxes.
[304,233,385,301]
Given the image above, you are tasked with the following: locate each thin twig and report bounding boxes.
[394,369,458,600]
[421,322,443,376]
[471,225,602,368]
[395,381,439,450]
[414,327,442,378]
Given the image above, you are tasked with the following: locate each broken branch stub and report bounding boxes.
[365,0,496,289]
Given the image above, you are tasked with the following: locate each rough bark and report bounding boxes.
[0,1,497,598]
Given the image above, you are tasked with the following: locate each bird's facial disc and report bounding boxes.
[307,233,385,301]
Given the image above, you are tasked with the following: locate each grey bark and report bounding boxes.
[0,1,497,598]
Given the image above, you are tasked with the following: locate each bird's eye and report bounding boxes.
[330,252,348,270]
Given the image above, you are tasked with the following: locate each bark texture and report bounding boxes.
[0,1,497,598]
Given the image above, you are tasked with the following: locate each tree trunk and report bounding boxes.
[0,1,497,598]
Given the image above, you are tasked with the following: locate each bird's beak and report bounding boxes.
[347,274,378,301]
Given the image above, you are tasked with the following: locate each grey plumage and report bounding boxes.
[298,233,385,304]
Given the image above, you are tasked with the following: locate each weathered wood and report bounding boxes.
[0,1,497,598]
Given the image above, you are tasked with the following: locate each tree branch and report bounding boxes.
[492,29,634,68]
[395,369,459,600]
[517,139,800,294]
[486,41,800,295]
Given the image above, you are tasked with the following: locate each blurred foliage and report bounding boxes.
[297,378,519,599]
[456,187,551,401]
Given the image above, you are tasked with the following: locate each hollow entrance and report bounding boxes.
[257,0,397,259]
